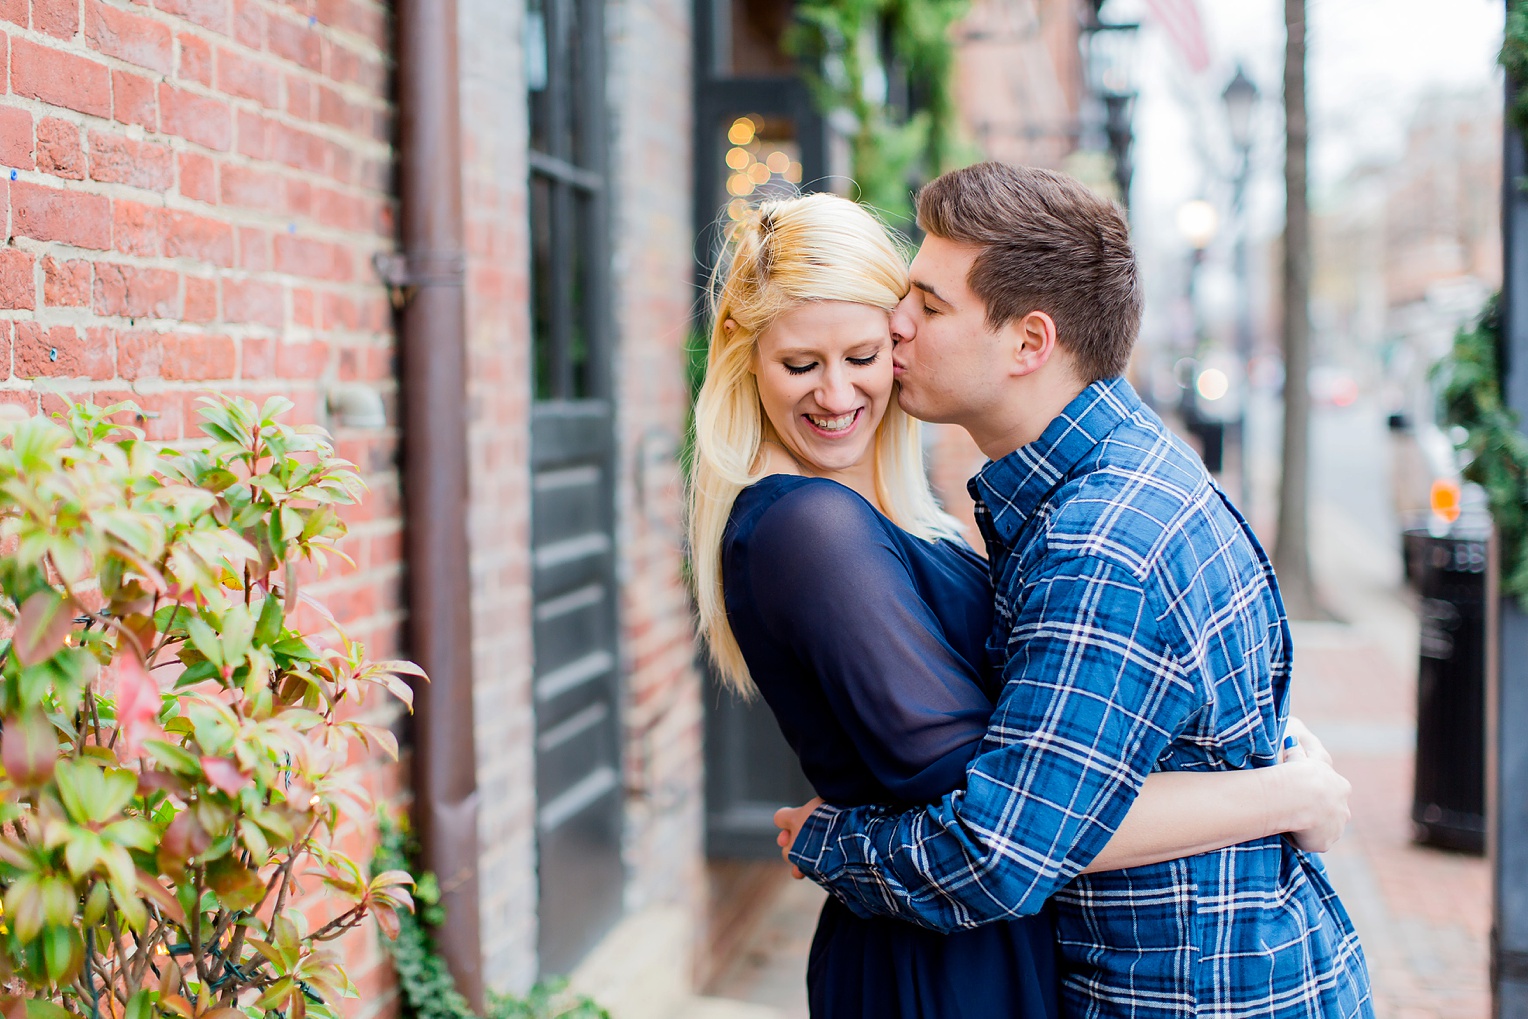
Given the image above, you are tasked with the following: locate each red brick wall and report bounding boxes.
[0,1,402,1013]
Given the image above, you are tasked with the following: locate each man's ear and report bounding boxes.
[1006,310,1059,378]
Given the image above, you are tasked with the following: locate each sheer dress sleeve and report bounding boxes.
[739,481,995,802]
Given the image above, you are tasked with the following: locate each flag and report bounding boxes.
[1143,0,1211,74]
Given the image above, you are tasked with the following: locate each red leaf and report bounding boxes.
[373,904,401,940]
[114,655,162,759]
[14,591,74,667]
[135,868,187,926]
[2,712,56,787]
[200,756,251,796]
[161,811,211,863]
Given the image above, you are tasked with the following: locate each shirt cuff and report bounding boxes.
[787,801,842,880]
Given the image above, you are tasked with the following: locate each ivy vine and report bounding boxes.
[783,0,969,224]
[1436,295,1528,607]
[1502,0,1528,137]
[372,816,611,1019]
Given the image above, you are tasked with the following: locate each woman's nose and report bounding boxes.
[815,367,856,412]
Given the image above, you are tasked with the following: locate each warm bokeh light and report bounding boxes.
[727,117,756,145]
[747,162,771,184]
[765,150,790,174]
[1195,368,1230,402]
[1430,479,1462,525]
[786,162,803,183]
[1176,199,1219,250]
[727,198,750,221]
[726,146,750,170]
[727,173,755,197]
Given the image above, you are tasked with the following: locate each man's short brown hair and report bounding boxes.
[916,162,1143,383]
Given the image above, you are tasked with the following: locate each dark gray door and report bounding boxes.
[527,0,623,975]
[530,404,623,974]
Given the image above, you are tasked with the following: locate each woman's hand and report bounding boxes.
[1263,755,1353,854]
[774,797,825,878]
[1282,714,1333,766]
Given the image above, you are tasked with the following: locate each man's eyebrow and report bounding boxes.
[911,280,950,306]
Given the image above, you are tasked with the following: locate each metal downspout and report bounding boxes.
[392,0,485,1009]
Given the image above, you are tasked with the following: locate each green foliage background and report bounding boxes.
[1437,297,1528,607]
[783,0,970,225]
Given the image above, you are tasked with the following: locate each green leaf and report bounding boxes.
[219,603,256,668]
[23,999,72,1019]
[42,925,82,985]
[143,739,201,776]
[255,592,285,646]
[124,990,152,1019]
[101,817,158,852]
[5,873,46,942]
[185,615,224,669]
[55,760,137,824]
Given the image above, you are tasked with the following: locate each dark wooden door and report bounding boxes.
[527,0,622,975]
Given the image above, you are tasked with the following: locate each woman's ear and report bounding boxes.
[1008,310,1058,378]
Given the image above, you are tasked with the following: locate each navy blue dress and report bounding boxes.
[721,474,1059,1019]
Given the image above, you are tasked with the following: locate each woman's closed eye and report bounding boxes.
[922,303,940,317]
[783,352,881,375]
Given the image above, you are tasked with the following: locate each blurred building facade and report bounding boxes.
[1312,88,1502,392]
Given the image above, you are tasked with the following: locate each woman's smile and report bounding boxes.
[803,407,863,436]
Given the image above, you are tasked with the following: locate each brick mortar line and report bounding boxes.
[0,161,400,243]
[6,1,398,103]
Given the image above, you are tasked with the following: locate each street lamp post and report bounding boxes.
[1176,199,1225,471]
[1222,65,1260,507]
[1081,14,1140,205]
[1223,65,1260,366]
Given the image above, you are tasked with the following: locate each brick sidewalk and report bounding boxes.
[1296,503,1491,1019]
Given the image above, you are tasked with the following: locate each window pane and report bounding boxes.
[569,0,591,169]
[571,192,599,399]
[530,174,557,400]
[528,0,550,153]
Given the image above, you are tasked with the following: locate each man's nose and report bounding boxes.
[890,294,917,345]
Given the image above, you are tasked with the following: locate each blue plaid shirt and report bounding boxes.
[791,379,1373,1018]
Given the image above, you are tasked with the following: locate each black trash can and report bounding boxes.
[1408,529,1488,854]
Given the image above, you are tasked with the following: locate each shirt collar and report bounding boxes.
[968,377,1142,545]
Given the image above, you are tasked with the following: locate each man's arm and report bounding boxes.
[786,554,1198,932]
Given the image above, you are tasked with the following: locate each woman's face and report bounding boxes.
[751,300,894,477]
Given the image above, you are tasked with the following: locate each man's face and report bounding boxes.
[888,234,1007,426]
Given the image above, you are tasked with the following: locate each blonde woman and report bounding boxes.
[689,193,1349,1019]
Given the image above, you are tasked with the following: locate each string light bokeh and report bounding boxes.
[723,114,804,221]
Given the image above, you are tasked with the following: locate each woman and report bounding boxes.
[689,193,1345,1019]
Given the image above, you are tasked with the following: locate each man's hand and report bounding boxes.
[773,797,824,879]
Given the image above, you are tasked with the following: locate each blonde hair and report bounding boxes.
[689,193,956,696]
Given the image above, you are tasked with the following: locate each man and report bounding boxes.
[776,162,1373,1017]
